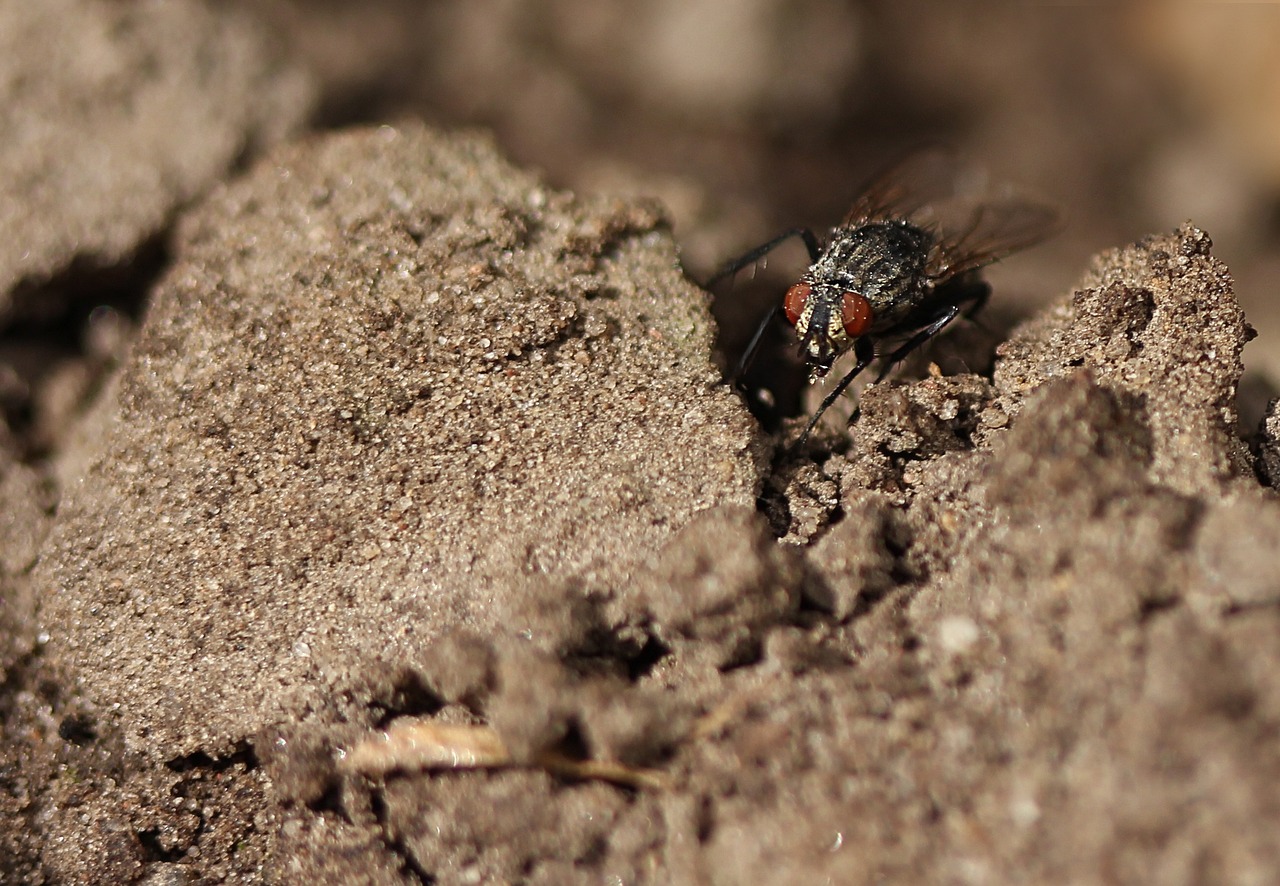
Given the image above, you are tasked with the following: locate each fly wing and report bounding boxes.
[841,148,966,225]
[842,149,1058,279]
[923,197,1060,280]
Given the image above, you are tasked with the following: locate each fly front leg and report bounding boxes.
[733,305,786,383]
[872,304,962,384]
[794,336,876,449]
[706,227,821,383]
[871,278,989,383]
[703,227,821,289]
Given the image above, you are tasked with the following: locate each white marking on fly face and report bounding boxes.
[826,311,851,350]
[797,297,815,339]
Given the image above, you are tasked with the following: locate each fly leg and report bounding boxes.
[961,280,991,321]
[840,281,987,431]
[705,227,821,386]
[794,336,876,449]
[872,303,963,384]
[872,279,989,383]
[704,227,822,290]
[734,305,786,382]
[956,278,992,334]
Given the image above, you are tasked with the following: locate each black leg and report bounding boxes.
[872,304,962,383]
[704,227,821,289]
[734,304,785,381]
[872,280,989,383]
[710,227,821,382]
[794,337,876,449]
[831,308,962,432]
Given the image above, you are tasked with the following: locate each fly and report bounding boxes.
[709,151,1058,448]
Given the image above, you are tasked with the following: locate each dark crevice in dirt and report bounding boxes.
[1248,450,1274,490]
[952,417,980,451]
[164,741,259,774]
[140,766,233,866]
[553,652,625,682]
[305,782,347,818]
[518,595,667,681]
[576,833,610,867]
[717,645,766,673]
[56,714,97,746]
[758,489,790,538]
[1243,381,1280,485]
[624,634,670,681]
[885,544,920,593]
[1224,598,1280,617]
[226,130,267,180]
[796,590,833,616]
[694,794,715,843]
[375,671,447,727]
[756,457,805,538]
[554,719,592,762]
[1137,595,1180,623]
[822,502,848,529]
[137,827,190,864]
[2,227,170,459]
[370,786,436,885]
[844,594,881,622]
[847,581,912,623]
[0,642,46,700]
[532,313,592,366]
[4,226,168,328]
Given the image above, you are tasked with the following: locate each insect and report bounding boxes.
[709,151,1058,448]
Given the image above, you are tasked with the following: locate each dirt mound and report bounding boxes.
[15,124,1280,884]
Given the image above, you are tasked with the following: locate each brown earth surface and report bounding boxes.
[3,121,1278,884]
[5,3,1280,884]
[0,0,312,325]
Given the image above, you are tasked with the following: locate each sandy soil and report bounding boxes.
[4,3,1280,885]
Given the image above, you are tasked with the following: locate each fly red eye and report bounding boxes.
[784,282,811,326]
[841,292,873,337]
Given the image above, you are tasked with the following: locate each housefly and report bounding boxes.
[708,151,1057,448]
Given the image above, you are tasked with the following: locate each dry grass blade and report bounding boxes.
[534,751,669,791]
[339,721,511,776]
[340,718,667,789]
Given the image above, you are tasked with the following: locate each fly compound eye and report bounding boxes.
[784,282,811,326]
[841,291,873,338]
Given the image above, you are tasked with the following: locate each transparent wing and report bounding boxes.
[841,148,966,226]
[842,149,1059,280]
[923,197,1060,281]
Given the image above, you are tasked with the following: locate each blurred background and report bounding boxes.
[8,0,1280,451]
[268,0,1280,434]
